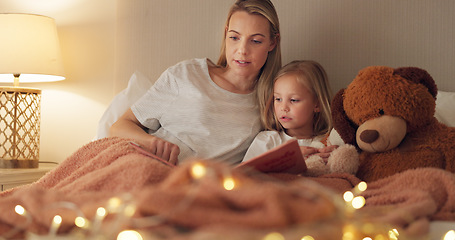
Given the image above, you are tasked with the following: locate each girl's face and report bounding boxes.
[273,74,320,138]
[225,11,276,80]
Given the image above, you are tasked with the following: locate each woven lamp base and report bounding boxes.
[0,87,41,168]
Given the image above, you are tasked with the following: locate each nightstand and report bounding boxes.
[0,162,58,191]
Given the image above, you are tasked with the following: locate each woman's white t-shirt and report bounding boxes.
[242,131,326,162]
[132,58,261,164]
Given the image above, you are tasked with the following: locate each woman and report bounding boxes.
[110,0,282,165]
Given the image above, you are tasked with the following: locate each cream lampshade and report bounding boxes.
[0,13,65,168]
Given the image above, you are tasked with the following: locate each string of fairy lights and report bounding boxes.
[1,161,455,240]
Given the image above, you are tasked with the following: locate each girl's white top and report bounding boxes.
[132,58,261,164]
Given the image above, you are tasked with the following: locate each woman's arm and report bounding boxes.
[109,108,180,164]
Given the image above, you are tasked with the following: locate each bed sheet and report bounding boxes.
[0,137,454,239]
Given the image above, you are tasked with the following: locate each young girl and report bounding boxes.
[243,60,337,163]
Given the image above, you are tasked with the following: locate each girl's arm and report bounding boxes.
[109,108,180,164]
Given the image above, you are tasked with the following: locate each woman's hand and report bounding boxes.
[110,108,180,164]
[144,136,180,165]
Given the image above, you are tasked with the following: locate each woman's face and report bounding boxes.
[225,11,276,80]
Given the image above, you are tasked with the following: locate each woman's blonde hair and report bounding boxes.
[217,0,281,117]
[262,60,333,137]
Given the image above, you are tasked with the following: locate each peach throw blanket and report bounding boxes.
[0,137,454,239]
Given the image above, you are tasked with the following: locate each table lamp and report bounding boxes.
[0,13,65,168]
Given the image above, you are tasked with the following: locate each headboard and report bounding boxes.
[114,0,455,94]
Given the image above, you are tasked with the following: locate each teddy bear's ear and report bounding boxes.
[393,67,438,99]
[331,89,358,147]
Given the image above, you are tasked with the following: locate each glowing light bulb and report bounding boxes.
[388,228,399,240]
[96,207,107,217]
[444,230,455,240]
[342,231,355,240]
[351,196,366,209]
[301,236,315,240]
[124,204,136,217]
[223,177,235,190]
[108,197,123,212]
[343,191,354,202]
[53,215,62,225]
[191,162,207,179]
[263,232,285,240]
[357,181,367,192]
[49,215,62,236]
[74,217,88,228]
[117,230,143,240]
[15,205,26,216]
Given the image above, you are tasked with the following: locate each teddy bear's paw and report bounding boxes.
[328,144,359,174]
[304,155,330,177]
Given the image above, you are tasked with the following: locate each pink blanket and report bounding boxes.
[0,137,454,239]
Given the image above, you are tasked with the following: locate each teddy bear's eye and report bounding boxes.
[379,109,385,115]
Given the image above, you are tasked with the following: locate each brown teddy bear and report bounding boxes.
[331,66,455,182]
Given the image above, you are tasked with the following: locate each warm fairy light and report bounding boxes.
[343,191,354,202]
[53,215,62,225]
[124,204,136,217]
[374,234,388,240]
[342,230,355,240]
[14,205,26,216]
[96,207,107,217]
[74,216,88,228]
[190,162,207,179]
[92,207,107,234]
[343,223,361,240]
[357,181,367,192]
[351,196,366,209]
[108,197,123,212]
[117,230,143,240]
[444,230,455,240]
[362,237,372,240]
[301,236,315,240]
[223,177,235,190]
[263,232,285,240]
[388,228,399,240]
[361,222,374,235]
[49,215,62,236]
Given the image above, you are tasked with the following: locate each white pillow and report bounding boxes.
[435,91,455,127]
[95,71,153,139]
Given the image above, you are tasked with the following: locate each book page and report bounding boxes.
[236,139,307,174]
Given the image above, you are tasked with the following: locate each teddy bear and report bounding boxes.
[303,131,360,177]
[331,66,455,182]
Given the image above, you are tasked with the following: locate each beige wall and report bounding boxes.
[1,0,116,163]
[116,0,455,93]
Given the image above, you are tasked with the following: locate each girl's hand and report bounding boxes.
[145,136,180,165]
[299,146,319,159]
[315,145,339,163]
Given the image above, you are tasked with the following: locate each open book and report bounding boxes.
[235,139,307,174]
[130,139,307,174]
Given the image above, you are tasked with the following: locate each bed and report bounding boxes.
[0,71,453,239]
[1,1,455,239]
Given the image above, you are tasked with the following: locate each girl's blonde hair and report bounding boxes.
[217,0,281,115]
[262,60,333,137]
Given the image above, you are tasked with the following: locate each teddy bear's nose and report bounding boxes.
[359,130,379,143]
